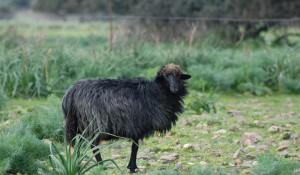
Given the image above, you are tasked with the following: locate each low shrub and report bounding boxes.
[21,95,64,142]
[185,91,217,114]
[251,154,300,175]
[0,130,49,174]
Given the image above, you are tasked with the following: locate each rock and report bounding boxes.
[240,160,258,168]
[213,151,221,157]
[285,123,293,128]
[278,150,289,158]
[42,139,52,145]
[222,162,229,166]
[234,159,242,166]
[256,144,269,151]
[212,129,227,140]
[212,134,221,140]
[277,141,289,151]
[138,152,155,160]
[196,123,210,133]
[199,161,207,165]
[192,144,202,150]
[183,143,201,151]
[182,120,193,126]
[241,170,251,175]
[241,132,262,146]
[294,134,300,144]
[268,125,282,133]
[166,132,172,137]
[245,153,256,160]
[283,153,300,158]
[175,162,183,169]
[112,154,124,159]
[214,129,227,134]
[183,144,194,150]
[229,126,240,132]
[233,148,243,159]
[228,110,242,117]
[244,144,268,152]
[160,153,179,163]
[282,132,292,140]
[234,139,240,145]
[150,147,161,153]
[253,120,264,127]
[138,166,146,173]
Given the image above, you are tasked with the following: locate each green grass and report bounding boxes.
[1,94,300,174]
[0,129,49,174]
[0,21,300,174]
[252,154,300,175]
[0,22,300,97]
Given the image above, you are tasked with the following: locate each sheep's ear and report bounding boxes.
[181,74,191,80]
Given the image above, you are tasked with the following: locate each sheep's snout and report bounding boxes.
[166,75,179,93]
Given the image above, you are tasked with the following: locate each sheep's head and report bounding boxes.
[155,64,191,94]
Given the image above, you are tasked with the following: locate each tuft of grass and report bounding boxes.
[251,154,300,175]
[49,134,121,175]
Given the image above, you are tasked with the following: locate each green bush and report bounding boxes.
[251,154,300,175]
[21,95,64,142]
[185,91,217,114]
[0,130,49,174]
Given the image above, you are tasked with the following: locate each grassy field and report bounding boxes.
[1,22,300,97]
[0,94,300,174]
[0,21,300,174]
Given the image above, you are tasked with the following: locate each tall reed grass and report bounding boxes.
[1,25,300,97]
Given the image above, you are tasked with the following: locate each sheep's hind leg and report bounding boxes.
[127,139,139,173]
[91,144,103,162]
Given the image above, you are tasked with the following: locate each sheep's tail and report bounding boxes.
[62,88,78,146]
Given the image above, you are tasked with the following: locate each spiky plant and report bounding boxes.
[49,135,121,175]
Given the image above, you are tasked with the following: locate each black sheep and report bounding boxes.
[62,64,191,173]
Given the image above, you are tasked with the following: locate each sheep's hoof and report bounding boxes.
[127,166,139,173]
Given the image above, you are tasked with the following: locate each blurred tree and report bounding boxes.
[12,0,31,8]
[32,0,62,13]
[32,0,138,14]
[31,0,300,41]
[132,0,300,41]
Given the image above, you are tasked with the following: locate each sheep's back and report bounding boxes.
[66,79,169,140]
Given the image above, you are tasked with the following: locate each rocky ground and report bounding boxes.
[85,94,300,174]
[1,95,299,174]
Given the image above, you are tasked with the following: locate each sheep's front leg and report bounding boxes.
[127,139,139,173]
